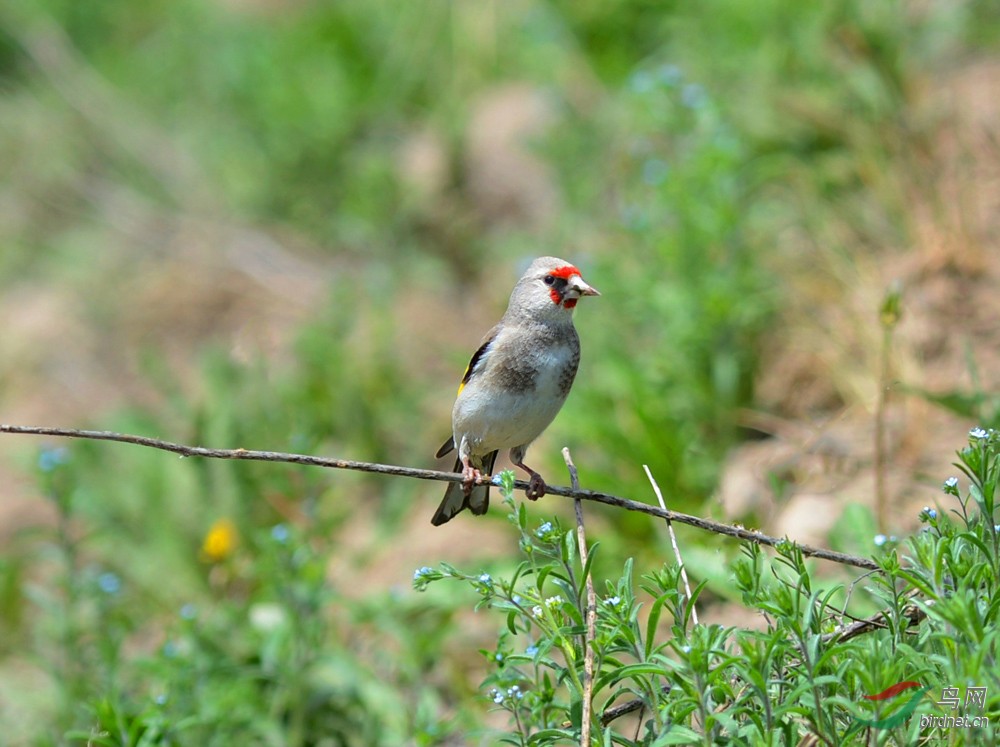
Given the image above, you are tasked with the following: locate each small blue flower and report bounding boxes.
[970,427,988,440]
[641,158,669,186]
[154,694,168,706]
[512,594,522,606]
[492,688,504,704]
[657,64,683,86]
[874,534,888,547]
[38,446,69,473]
[495,652,503,662]
[491,473,503,486]
[526,644,538,657]
[681,83,707,109]
[97,572,122,595]
[944,477,958,489]
[924,507,937,520]
[479,573,492,585]
[180,603,197,621]
[535,521,553,538]
[628,69,656,94]
[605,596,621,607]
[271,524,290,544]
[413,566,434,581]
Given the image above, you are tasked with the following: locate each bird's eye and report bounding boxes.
[543,275,555,286]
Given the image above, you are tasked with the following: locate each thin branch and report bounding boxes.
[643,464,699,627]
[563,447,597,747]
[600,686,671,727]
[0,424,878,570]
[825,595,926,645]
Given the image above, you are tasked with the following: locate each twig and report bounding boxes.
[837,569,881,623]
[563,448,597,747]
[825,595,925,645]
[0,424,878,570]
[643,465,698,627]
[600,686,671,727]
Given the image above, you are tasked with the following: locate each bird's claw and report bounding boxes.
[461,465,483,496]
[525,472,547,501]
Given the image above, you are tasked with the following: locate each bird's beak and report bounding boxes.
[568,275,600,298]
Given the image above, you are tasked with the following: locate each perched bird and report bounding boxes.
[432,257,600,525]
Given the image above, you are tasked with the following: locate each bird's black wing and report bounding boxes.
[435,436,455,458]
[435,325,499,459]
[457,324,499,395]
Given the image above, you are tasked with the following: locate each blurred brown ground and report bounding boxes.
[718,59,1000,546]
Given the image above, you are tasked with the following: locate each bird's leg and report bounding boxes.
[460,455,482,497]
[512,459,546,500]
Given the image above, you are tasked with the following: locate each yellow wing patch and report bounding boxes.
[457,365,470,396]
[458,336,493,397]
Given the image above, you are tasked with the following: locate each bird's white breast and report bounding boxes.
[453,335,577,456]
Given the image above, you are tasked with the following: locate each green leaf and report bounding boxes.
[651,725,703,745]
[607,662,668,686]
[645,592,669,660]
[580,541,599,595]
[527,729,576,744]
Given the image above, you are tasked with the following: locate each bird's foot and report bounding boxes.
[461,463,483,496]
[512,458,546,500]
[525,471,547,501]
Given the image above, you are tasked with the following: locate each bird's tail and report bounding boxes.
[431,450,499,526]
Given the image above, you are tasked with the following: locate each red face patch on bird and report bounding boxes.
[549,264,582,280]
[542,265,583,306]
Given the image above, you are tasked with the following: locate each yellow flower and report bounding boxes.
[201,518,238,562]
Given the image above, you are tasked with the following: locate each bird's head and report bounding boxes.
[507,256,600,320]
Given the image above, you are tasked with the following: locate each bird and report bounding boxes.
[431,256,600,525]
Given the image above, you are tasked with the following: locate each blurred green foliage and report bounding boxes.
[0,0,997,743]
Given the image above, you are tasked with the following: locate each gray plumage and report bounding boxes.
[432,257,598,525]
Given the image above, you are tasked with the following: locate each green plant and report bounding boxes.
[14,442,472,746]
[417,428,1000,744]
